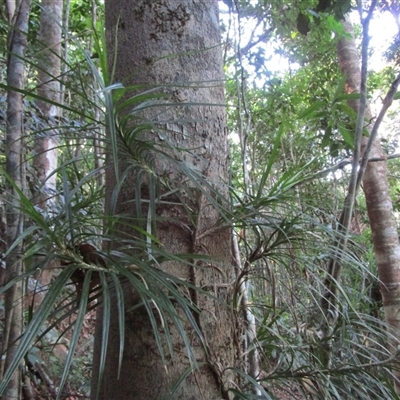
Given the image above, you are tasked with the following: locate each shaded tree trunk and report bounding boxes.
[33,0,62,209]
[337,19,400,392]
[2,1,31,398]
[92,1,236,399]
[31,0,63,292]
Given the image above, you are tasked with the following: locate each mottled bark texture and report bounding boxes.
[2,1,31,398]
[92,1,236,399]
[337,20,400,392]
[33,0,62,206]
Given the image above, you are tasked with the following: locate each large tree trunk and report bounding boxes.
[92,1,236,399]
[337,19,400,392]
[2,1,31,398]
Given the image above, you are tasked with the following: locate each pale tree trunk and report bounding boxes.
[32,0,63,291]
[89,0,105,189]
[2,1,31,398]
[5,0,17,22]
[92,1,236,399]
[232,234,260,395]
[337,19,400,392]
[232,14,260,391]
[33,0,62,209]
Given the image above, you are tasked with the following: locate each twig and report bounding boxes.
[35,361,58,399]
[22,373,35,400]
[356,70,400,188]
[302,153,400,184]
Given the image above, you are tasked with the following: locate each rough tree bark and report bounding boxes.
[2,1,31,399]
[91,1,236,399]
[337,19,400,392]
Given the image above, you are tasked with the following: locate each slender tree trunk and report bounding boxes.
[231,9,259,391]
[32,0,63,291]
[60,0,70,110]
[92,1,236,399]
[33,0,62,209]
[232,234,260,395]
[89,0,105,189]
[2,1,31,398]
[337,19,400,392]
[5,0,18,22]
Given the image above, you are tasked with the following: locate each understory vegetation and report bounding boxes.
[2,0,400,399]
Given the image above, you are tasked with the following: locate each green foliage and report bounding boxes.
[2,0,400,398]
[1,16,222,397]
[369,66,398,94]
[222,1,400,398]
